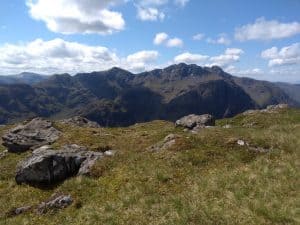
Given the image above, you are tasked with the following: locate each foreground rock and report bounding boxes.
[15,144,114,186]
[243,104,288,115]
[37,194,73,214]
[2,118,61,153]
[7,194,72,217]
[147,134,181,152]
[175,114,215,131]
[59,116,101,128]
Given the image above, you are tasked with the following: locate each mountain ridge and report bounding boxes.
[0,64,297,125]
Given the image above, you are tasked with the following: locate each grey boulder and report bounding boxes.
[175,114,215,130]
[59,116,101,128]
[15,144,108,186]
[2,118,61,153]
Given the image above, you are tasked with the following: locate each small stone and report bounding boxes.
[237,140,246,146]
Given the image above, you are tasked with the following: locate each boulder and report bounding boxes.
[175,114,215,130]
[59,116,101,128]
[2,118,61,153]
[15,144,108,186]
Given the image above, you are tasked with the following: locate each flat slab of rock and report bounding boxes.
[175,114,215,130]
[15,144,109,186]
[2,118,61,153]
[59,116,101,128]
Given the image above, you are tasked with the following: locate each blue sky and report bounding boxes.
[0,0,300,82]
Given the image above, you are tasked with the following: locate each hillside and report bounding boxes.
[0,64,296,126]
[276,82,300,105]
[0,107,299,224]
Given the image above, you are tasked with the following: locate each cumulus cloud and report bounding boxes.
[235,17,300,41]
[137,7,165,21]
[0,38,159,74]
[125,50,159,72]
[174,52,209,64]
[209,48,244,66]
[261,43,300,67]
[174,0,190,7]
[26,0,125,35]
[153,33,183,47]
[166,38,183,47]
[206,33,231,45]
[135,0,189,22]
[193,33,205,41]
[154,32,169,45]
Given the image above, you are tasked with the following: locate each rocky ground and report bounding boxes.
[0,105,299,225]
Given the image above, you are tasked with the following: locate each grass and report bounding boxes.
[0,109,299,224]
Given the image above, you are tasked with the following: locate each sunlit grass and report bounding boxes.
[0,109,299,224]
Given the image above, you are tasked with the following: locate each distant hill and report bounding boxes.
[0,72,49,85]
[0,64,297,125]
[276,82,300,105]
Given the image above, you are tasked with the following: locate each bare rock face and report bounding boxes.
[2,118,61,153]
[15,144,109,186]
[175,114,215,131]
[59,116,101,128]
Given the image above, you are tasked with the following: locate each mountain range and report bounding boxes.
[0,63,299,126]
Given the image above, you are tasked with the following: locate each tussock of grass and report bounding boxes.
[0,110,299,224]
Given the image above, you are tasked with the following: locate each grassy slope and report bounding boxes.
[0,109,299,225]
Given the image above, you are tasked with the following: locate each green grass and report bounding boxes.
[0,109,299,224]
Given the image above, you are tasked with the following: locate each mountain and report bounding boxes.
[275,82,300,105]
[0,64,296,125]
[0,72,48,85]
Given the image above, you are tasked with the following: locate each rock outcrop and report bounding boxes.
[15,144,113,186]
[37,194,73,214]
[243,104,288,115]
[175,114,215,131]
[59,116,101,128]
[2,118,60,153]
[7,194,72,216]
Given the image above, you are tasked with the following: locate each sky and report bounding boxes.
[0,0,300,83]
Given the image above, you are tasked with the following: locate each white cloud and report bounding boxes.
[154,32,169,45]
[193,33,205,41]
[261,43,300,67]
[0,38,159,74]
[26,0,125,35]
[153,33,183,47]
[166,38,183,47]
[125,50,159,72]
[209,48,244,66]
[206,33,231,45]
[174,52,209,64]
[139,0,168,6]
[235,17,300,41]
[137,7,165,21]
[174,0,190,7]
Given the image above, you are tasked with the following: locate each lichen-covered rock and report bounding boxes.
[2,118,60,153]
[15,144,108,186]
[59,116,101,128]
[175,114,215,130]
